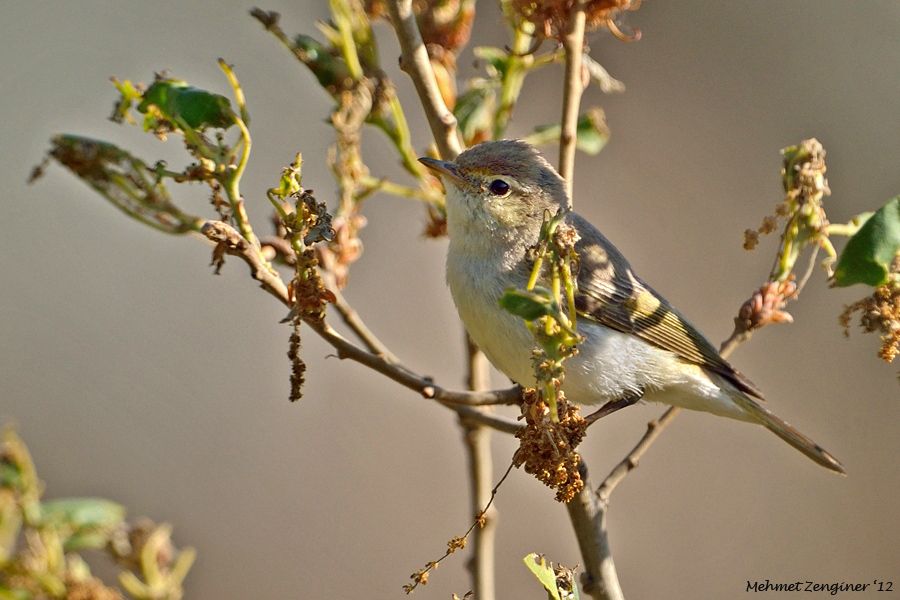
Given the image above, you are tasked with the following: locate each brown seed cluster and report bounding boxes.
[513,388,587,502]
[510,0,642,41]
[839,268,900,365]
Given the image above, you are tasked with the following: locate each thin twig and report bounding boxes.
[320,271,401,363]
[566,468,624,600]
[202,221,289,303]
[311,316,521,409]
[594,331,745,501]
[460,335,497,600]
[386,0,462,159]
[596,406,681,504]
[403,460,515,594]
[558,0,590,205]
[795,245,822,294]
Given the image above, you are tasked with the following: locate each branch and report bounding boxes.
[321,272,400,363]
[203,220,521,425]
[203,221,290,304]
[595,406,681,505]
[387,0,462,159]
[566,322,752,600]
[558,0,589,204]
[459,336,497,600]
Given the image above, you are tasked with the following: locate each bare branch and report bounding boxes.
[321,272,401,364]
[596,406,681,504]
[387,0,462,159]
[202,220,290,304]
[460,336,497,600]
[558,0,589,204]
[566,474,625,600]
[204,220,522,426]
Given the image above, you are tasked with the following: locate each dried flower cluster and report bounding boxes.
[283,191,337,402]
[513,388,586,502]
[510,0,641,41]
[399,532,470,593]
[840,257,900,365]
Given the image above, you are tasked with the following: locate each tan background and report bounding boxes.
[3,1,899,598]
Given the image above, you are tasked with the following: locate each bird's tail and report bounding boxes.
[731,394,846,475]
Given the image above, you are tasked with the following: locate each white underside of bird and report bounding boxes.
[446,237,752,422]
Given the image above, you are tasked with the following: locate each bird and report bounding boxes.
[419,139,844,474]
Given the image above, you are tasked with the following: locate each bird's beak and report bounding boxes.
[418,157,467,188]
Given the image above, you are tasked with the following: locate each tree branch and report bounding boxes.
[203,220,521,430]
[321,272,401,364]
[558,0,589,204]
[566,318,753,599]
[386,0,462,159]
[460,335,497,600]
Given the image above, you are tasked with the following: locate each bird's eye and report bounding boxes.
[488,179,510,196]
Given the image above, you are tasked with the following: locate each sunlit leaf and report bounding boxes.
[500,289,553,321]
[833,196,900,287]
[523,108,610,155]
[523,553,562,600]
[40,497,125,551]
[41,497,125,529]
[138,79,235,130]
[474,46,509,78]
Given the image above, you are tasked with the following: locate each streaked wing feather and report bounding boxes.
[569,213,764,400]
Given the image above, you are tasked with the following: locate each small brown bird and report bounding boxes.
[420,140,844,474]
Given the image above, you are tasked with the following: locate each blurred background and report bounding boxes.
[3,1,899,598]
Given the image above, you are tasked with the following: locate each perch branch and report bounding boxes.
[203,221,521,429]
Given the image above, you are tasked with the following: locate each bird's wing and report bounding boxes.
[569,214,764,400]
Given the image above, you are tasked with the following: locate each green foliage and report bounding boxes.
[112,78,237,132]
[0,427,194,599]
[499,289,555,321]
[833,197,900,287]
[139,79,236,130]
[524,108,610,155]
[39,498,125,552]
[523,553,580,600]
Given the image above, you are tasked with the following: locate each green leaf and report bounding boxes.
[0,585,30,600]
[523,553,562,600]
[500,289,553,321]
[833,196,900,287]
[474,46,510,79]
[40,497,125,551]
[293,34,353,93]
[41,497,125,528]
[523,108,610,155]
[0,463,20,488]
[138,79,235,130]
